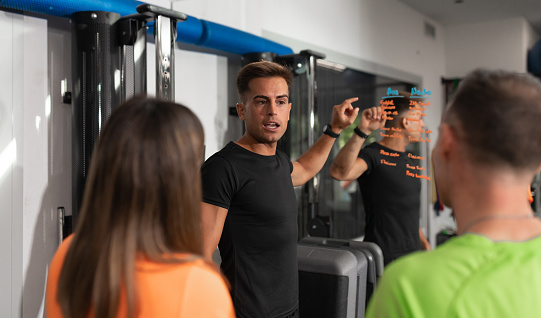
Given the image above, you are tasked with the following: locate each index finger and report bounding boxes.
[343,97,359,105]
[337,97,359,111]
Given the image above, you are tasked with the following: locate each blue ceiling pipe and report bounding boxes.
[0,0,293,55]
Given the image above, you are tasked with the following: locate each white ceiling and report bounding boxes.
[397,0,541,34]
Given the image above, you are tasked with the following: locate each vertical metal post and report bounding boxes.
[58,207,64,246]
[306,54,318,220]
[155,15,176,101]
[306,55,317,148]
[120,45,128,101]
[134,26,147,94]
[118,16,148,102]
[295,50,328,236]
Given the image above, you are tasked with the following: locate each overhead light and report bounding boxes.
[317,59,347,72]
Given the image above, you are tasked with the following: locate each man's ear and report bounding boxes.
[438,123,457,161]
[401,116,408,129]
[236,103,245,121]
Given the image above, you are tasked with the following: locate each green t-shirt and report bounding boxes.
[366,233,541,318]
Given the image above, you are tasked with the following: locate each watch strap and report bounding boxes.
[323,124,340,138]
[354,127,369,139]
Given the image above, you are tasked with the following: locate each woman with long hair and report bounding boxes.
[46,97,235,318]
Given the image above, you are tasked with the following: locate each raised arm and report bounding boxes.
[291,97,359,187]
[201,202,228,260]
[330,106,385,181]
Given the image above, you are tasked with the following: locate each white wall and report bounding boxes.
[445,17,539,78]
[147,43,233,158]
[1,12,48,318]
[175,51,231,157]
[0,10,20,317]
[0,11,73,318]
[170,0,249,157]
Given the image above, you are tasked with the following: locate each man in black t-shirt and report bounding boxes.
[201,61,359,318]
[330,93,431,266]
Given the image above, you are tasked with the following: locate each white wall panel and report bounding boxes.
[20,15,51,318]
[445,17,527,78]
[175,50,229,159]
[0,9,15,318]
[0,10,64,318]
[11,12,25,318]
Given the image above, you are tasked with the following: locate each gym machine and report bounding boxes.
[66,4,186,238]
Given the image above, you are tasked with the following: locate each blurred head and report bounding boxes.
[433,69,541,205]
[236,61,293,145]
[382,91,425,141]
[79,96,205,256]
[59,96,205,318]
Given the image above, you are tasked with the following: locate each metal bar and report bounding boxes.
[134,26,147,94]
[120,45,127,103]
[155,15,175,101]
[306,54,318,219]
[58,207,65,246]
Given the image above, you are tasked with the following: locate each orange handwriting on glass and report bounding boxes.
[380,159,397,166]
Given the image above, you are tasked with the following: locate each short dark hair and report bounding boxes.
[236,61,293,103]
[382,91,416,128]
[445,69,541,171]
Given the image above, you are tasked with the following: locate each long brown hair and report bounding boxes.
[57,97,205,318]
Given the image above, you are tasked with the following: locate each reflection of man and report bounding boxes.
[366,69,541,317]
[200,61,358,318]
[330,93,430,266]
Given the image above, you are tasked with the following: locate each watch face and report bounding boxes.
[323,124,339,137]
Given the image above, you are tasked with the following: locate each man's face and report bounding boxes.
[237,77,292,145]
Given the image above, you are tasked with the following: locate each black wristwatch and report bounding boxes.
[323,124,340,138]
[354,127,369,139]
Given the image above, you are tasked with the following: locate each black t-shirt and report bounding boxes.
[357,142,421,262]
[201,142,298,318]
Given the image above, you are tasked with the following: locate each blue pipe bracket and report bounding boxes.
[0,0,293,55]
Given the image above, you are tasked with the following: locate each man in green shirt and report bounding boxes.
[366,69,541,317]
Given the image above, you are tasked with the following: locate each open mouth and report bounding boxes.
[264,122,280,130]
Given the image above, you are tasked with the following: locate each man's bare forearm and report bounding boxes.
[292,133,339,186]
[330,132,368,180]
[291,97,359,186]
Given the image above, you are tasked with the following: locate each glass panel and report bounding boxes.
[315,60,417,240]
[276,56,422,240]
